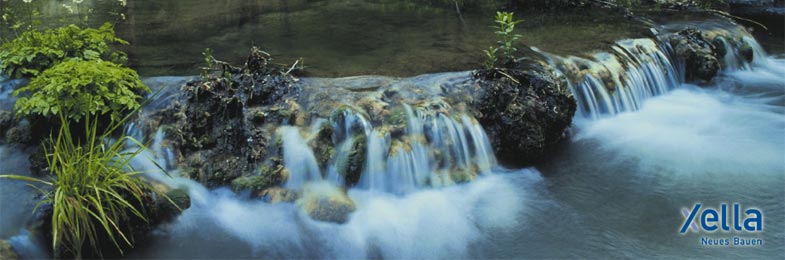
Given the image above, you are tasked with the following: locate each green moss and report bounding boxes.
[230,162,287,193]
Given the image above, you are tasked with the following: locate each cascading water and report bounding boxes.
[549,26,780,121]
[546,38,683,119]
[110,102,529,259]
[280,126,323,189]
[330,103,497,195]
[2,18,782,259]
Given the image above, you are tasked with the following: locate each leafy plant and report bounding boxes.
[483,46,498,70]
[0,22,128,78]
[13,59,150,123]
[200,47,215,81]
[492,11,523,60]
[0,113,158,259]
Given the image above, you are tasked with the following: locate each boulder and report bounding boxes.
[473,63,576,163]
[297,182,356,224]
[666,28,721,82]
[154,188,191,222]
[155,47,299,188]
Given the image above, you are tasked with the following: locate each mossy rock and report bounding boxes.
[333,134,366,186]
[231,163,288,194]
[0,240,20,260]
[297,183,356,224]
[259,187,299,203]
[155,188,191,222]
[311,123,336,169]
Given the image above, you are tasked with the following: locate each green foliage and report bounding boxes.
[483,11,522,68]
[493,11,523,59]
[200,48,214,81]
[13,59,150,123]
[483,46,498,70]
[0,23,128,78]
[0,113,156,259]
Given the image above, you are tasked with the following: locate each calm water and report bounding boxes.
[2,0,646,77]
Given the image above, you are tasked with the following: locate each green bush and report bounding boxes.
[0,22,128,78]
[484,11,522,68]
[13,59,150,123]
[0,114,159,258]
[493,11,523,60]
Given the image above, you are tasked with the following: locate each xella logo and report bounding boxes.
[680,203,763,233]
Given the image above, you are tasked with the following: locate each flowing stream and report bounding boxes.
[0,12,783,260]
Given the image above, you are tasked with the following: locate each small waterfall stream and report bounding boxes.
[545,38,683,119]
[545,27,770,120]
[280,126,323,189]
[287,103,497,195]
[2,20,782,259]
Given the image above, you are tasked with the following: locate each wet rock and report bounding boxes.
[260,187,299,203]
[666,28,721,82]
[310,123,335,169]
[710,34,754,66]
[330,134,366,187]
[297,182,356,224]
[156,48,299,187]
[0,240,20,260]
[450,165,479,184]
[231,163,288,194]
[154,188,191,222]
[0,110,13,138]
[473,63,576,164]
[5,119,31,144]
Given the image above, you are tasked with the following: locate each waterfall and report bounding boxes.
[323,104,498,195]
[549,29,769,120]
[280,126,323,189]
[549,38,682,119]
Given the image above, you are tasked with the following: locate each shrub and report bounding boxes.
[0,22,128,78]
[0,114,159,258]
[13,59,150,123]
[493,11,523,60]
[484,11,522,68]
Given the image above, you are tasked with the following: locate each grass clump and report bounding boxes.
[1,113,160,259]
